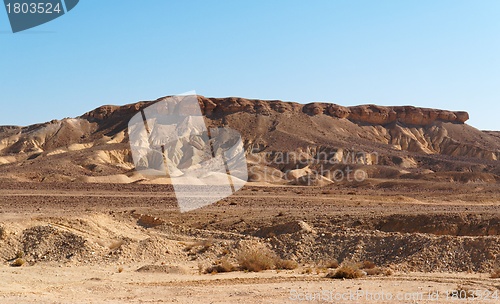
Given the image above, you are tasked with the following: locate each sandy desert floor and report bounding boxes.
[1,180,500,303]
[2,266,500,303]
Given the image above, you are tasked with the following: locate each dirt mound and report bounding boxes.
[254,221,315,238]
[269,228,500,272]
[22,225,88,262]
[375,214,500,236]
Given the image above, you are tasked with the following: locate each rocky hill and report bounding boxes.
[0,96,499,184]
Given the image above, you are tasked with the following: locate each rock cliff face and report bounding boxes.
[81,96,469,127]
[195,97,469,126]
[0,96,498,183]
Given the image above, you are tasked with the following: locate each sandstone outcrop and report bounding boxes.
[194,97,468,126]
[80,96,468,127]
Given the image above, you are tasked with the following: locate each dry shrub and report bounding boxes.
[237,247,275,272]
[11,258,25,267]
[358,260,392,276]
[326,263,365,279]
[360,260,376,269]
[322,259,339,269]
[491,267,500,279]
[365,267,383,276]
[365,267,391,276]
[275,259,298,270]
[117,267,124,273]
[205,258,236,274]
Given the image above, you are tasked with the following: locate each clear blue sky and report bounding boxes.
[1,0,499,130]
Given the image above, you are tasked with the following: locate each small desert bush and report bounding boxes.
[236,247,276,272]
[117,267,124,273]
[11,258,25,267]
[357,260,392,276]
[326,263,365,279]
[322,259,339,269]
[365,267,383,276]
[205,258,236,274]
[360,260,376,269]
[491,267,500,279]
[275,259,298,270]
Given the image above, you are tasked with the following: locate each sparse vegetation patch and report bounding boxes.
[326,263,365,279]
[237,247,276,272]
